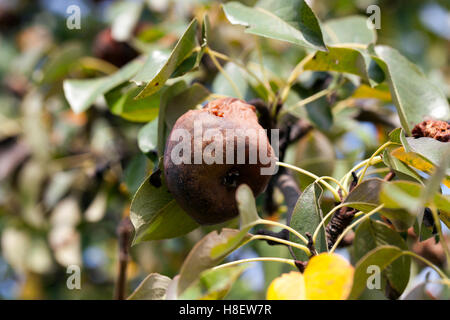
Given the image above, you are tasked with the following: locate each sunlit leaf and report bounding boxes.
[133,19,198,99]
[223,0,326,51]
[351,83,391,101]
[105,84,161,122]
[236,184,260,229]
[304,46,375,84]
[388,127,405,145]
[322,16,376,46]
[391,141,450,188]
[344,178,416,231]
[391,147,434,174]
[63,59,143,113]
[374,46,450,134]
[109,0,143,42]
[128,273,171,300]
[380,182,421,213]
[382,149,422,183]
[403,137,450,176]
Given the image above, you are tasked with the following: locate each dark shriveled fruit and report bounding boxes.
[93,28,139,67]
[164,98,276,225]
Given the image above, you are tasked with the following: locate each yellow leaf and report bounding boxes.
[391,147,450,188]
[304,253,354,300]
[391,147,434,173]
[266,271,306,300]
[352,84,391,102]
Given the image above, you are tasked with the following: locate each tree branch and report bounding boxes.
[325,170,396,249]
[114,216,133,300]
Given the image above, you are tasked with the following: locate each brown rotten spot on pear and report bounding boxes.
[412,119,449,142]
[164,98,276,225]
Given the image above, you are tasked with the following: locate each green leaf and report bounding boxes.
[380,181,421,213]
[194,14,210,69]
[344,178,416,231]
[380,180,450,230]
[207,185,260,264]
[130,173,199,244]
[179,265,246,300]
[133,19,198,99]
[351,83,391,101]
[156,81,188,156]
[304,47,375,84]
[380,181,450,215]
[403,137,450,176]
[374,46,450,134]
[222,0,326,51]
[236,184,260,229]
[170,15,210,79]
[201,14,210,49]
[123,154,148,195]
[212,62,248,98]
[41,43,84,84]
[312,16,380,85]
[154,82,209,157]
[322,16,377,46]
[177,228,251,296]
[127,273,171,300]
[109,0,143,42]
[163,83,210,128]
[105,84,161,122]
[289,182,326,260]
[382,149,422,183]
[349,245,404,300]
[63,59,143,113]
[138,118,159,154]
[353,220,410,298]
[306,95,333,131]
[387,127,407,145]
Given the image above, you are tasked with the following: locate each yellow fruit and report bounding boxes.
[266,253,354,300]
[304,253,354,300]
[266,271,306,300]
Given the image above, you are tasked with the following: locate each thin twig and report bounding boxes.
[325,172,359,249]
[114,216,133,300]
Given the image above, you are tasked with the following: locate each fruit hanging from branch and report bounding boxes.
[164,98,276,225]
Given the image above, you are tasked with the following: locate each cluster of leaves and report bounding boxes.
[60,1,448,300]
[1,0,449,300]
